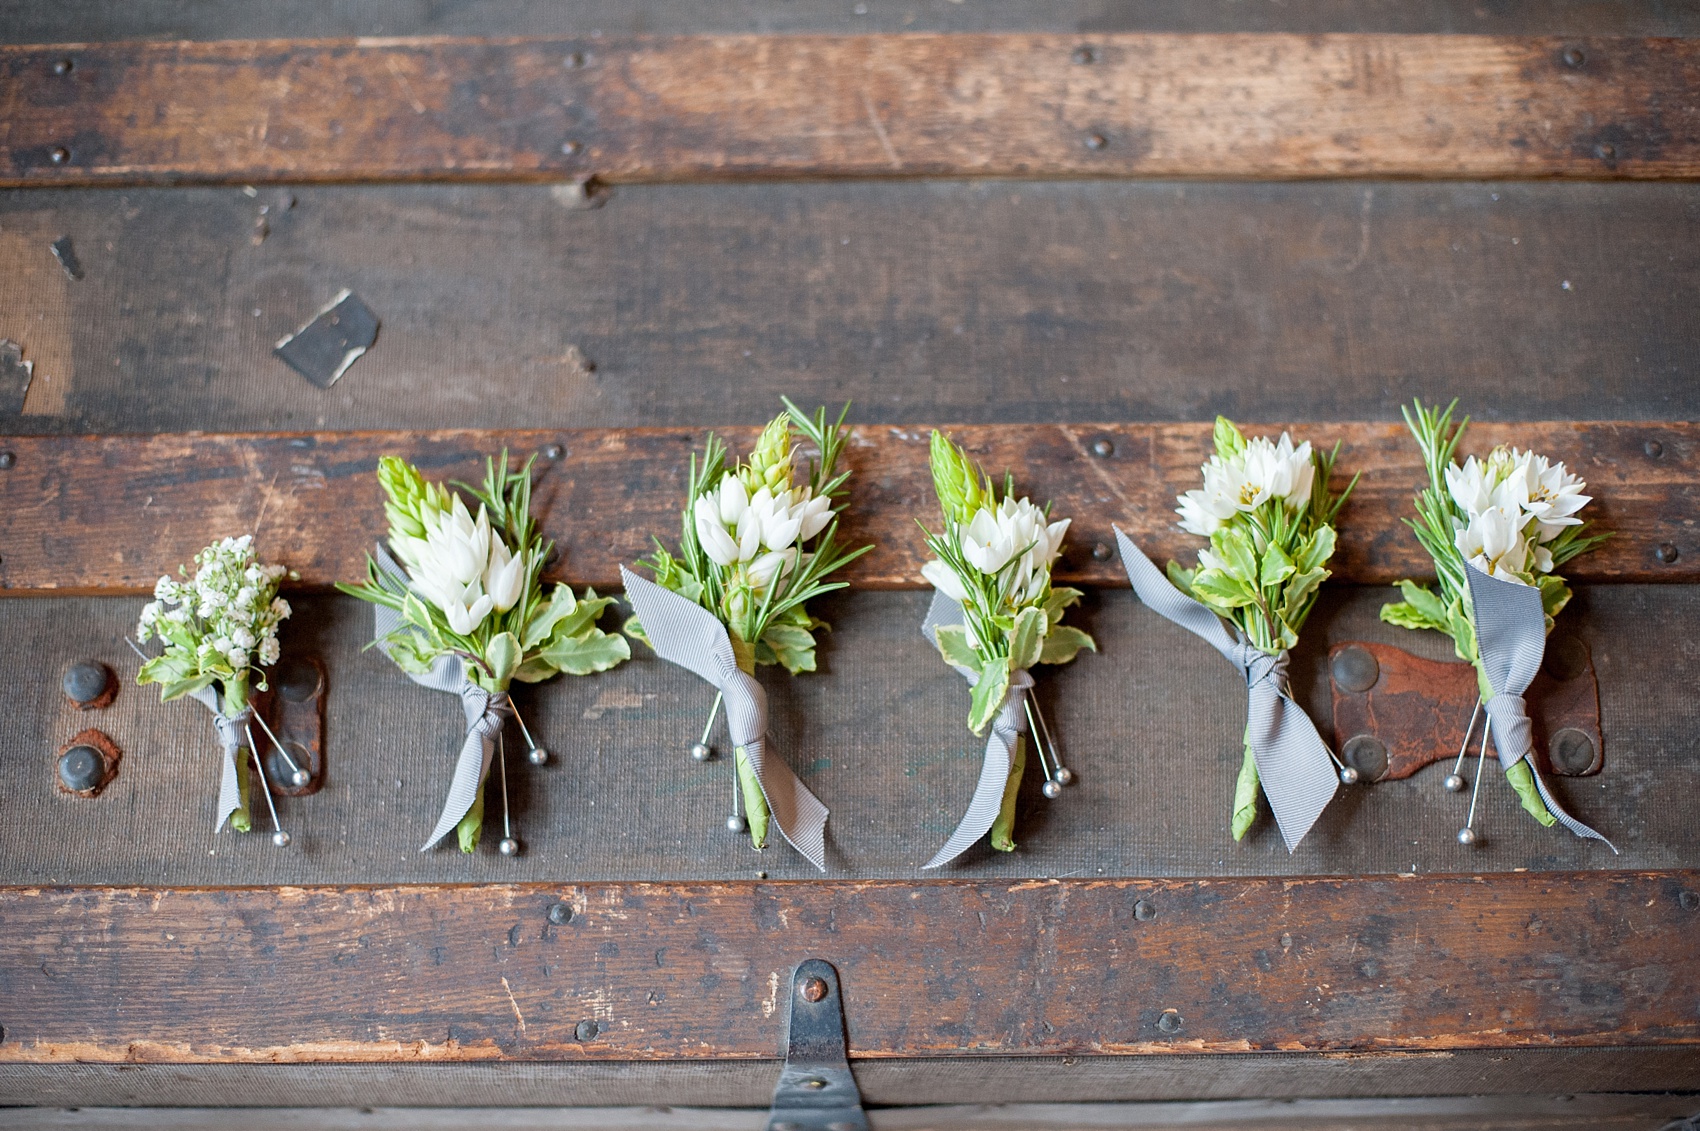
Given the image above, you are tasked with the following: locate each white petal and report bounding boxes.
[921,558,967,602]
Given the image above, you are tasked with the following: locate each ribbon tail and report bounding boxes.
[923,722,1017,869]
[421,715,497,852]
[1527,759,1619,853]
[1247,682,1339,854]
[740,736,829,872]
[214,737,243,834]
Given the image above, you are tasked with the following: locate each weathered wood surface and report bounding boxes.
[0,422,1689,594]
[3,34,1698,188]
[5,182,1697,436]
[2,871,1696,1063]
[0,588,1686,886]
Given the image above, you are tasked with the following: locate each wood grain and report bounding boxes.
[0,422,1692,594]
[2,34,1697,187]
[2,872,1696,1063]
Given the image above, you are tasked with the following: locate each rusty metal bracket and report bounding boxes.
[766,959,867,1131]
[1328,637,1602,783]
[254,654,327,796]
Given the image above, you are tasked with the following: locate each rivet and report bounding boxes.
[49,146,69,165]
[562,141,583,156]
[1084,133,1108,151]
[62,660,113,706]
[58,745,105,792]
[1595,143,1616,161]
[1542,635,1588,682]
[1341,734,1389,781]
[1562,46,1586,68]
[1644,439,1664,458]
[1072,46,1095,64]
[1091,542,1112,562]
[1679,890,1699,911]
[1157,1010,1184,1034]
[575,1019,600,1041]
[0,451,14,469]
[544,443,564,460]
[1330,645,1380,693]
[547,901,573,925]
[1657,543,1680,564]
[800,976,829,1003]
[275,657,322,702]
[1133,899,1156,922]
[1548,728,1597,775]
[52,58,73,75]
[563,52,586,69]
[801,1077,828,1089]
[1090,438,1114,458]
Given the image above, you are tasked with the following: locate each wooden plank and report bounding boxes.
[0,422,1691,594]
[2,34,1697,187]
[2,872,1697,1063]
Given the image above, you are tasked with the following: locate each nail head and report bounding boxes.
[1084,133,1108,151]
[1133,899,1156,921]
[1330,645,1380,693]
[0,451,14,469]
[49,146,69,165]
[1644,439,1664,458]
[575,1019,600,1040]
[1679,890,1699,911]
[57,745,105,792]
[1657,543,1680,564]
[52,59,72,75]
[1157,1010,1184,1034]
[62,660,113,706]
[800,976,829,1003]
[548,901,573,925]
[1090,438,1114,458]
[1562,46,1586,68]
[1091,542,1112,562]
[1072,46,1095,64]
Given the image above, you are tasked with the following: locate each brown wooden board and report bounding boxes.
[2,34,1698,188]
[4,182,1697,436]
[0,586,1687,887]
[0,422,1690,595]
[2,871,1697,1063]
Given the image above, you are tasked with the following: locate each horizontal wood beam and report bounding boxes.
[1,35,1697,187]
[0,422,1692,594]
[1,871,1696,1063]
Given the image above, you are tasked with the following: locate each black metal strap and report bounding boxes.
[765,958,868,1131]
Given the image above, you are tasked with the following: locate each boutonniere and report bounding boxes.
[339,452,630,855]
[1116,418,1356,851]
[918,431,1096,867]
[1380,399,1614,850]
[136,535,299,845]
[623,401,871,870]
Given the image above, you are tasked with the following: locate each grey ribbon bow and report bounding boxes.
[187,684,253,833]
[372,547,513,852]
[1465,564,1616,851]
[920,589,1035,869]
[1115,526,1339,852]
[621,567,829,871]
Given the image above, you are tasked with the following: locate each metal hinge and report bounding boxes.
[765,958,868,1131]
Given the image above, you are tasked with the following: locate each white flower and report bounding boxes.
[748,486,804,552]
[748,548,799,592]
[231,627,256,651]
[1177,489,1228,537]
[1455,505,1530,583]
[796,490,834,541]
[694,492,743,566]
[1509,449,1590,541]
[258,636,281,666]
[962,508,1018,575]
[921,557,968,601]
[953,496,1066,605]
[1242,433,1315,510]
[484,540,526,612]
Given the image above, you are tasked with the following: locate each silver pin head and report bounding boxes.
[690,742,713,762]
[499,837,522,856]
[527,747,549,766]
[289,768,311,787]
[1444,773,1466,793]
[271,830,291,848]
[726,813,747,833]
[1055,767,1075,786]
[1041,779,1064,799]
[1339,766,1360,785]
[1456,826,1477,846]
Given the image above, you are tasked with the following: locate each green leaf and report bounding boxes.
[538,629,632,676]
[510,658,558,683]
[1191,568,1256,610]
[1380,601,1441,631]
[1295,524,1337,575]
[1505,759,1557,828]
[1280,566,1328,622]
[1231,739,1260,841]
[1166,562,1200,600]
[761,622,818,674]
[157,673,217,703]
[137,652,194,687]
[1538,574,1572,621]
[484,632,521,690]
[402,591,435,633]
[933,624,981,671]
[457,780,485,853]
[1037,624,1096,666]
[1211,526,1259,583]
[1213,415,1247,460]
[1043,586,1084,627]
[1259,541,1296,588]
[1007,606,1046,670]
[1399,579,1450,625]
[521,584,579,649]
[967,656,1012,736]
[543,588,620,649]
[735,747,770,850]
[623,614,650,645]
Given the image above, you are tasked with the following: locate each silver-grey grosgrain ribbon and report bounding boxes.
[187,683,253,833]
[621,567,830,871]
[1464,563,1616,851]
[920,589,1035,869]
[1114,526,1339,852]
[372,547,512,852]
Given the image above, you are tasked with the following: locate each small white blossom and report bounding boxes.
[1176,432,1314,535]
[1455,505,1530,584]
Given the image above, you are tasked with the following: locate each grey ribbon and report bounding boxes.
[372,546,512,852]
[1465,564,1616,851]
[187,684,253,833]
[920,589,1035,869]
[621,567,829,871]
[1115,526,1339,852]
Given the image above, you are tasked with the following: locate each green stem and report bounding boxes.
[735,747,769,849]
[230,750,253,833]
[1473,660,1557,828]
[989,732,1026,852]
[1231,734,1260,841]
[457,777,486,853]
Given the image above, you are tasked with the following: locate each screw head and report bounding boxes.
[547,901,573,924]
[498,836,521,856]
[726,813,747,833]
[1090,437,1114,457]
[49,146,69,165]
[1645,439,1664,458]
[1657,543,1680,564]
[1679,890,1699,911]
[1133,899,1156,922]
[0,451,14,469]
[1562,45,1586,68]
[271,830,292,848]
[800,976,829,1003]
[57,745,105,792]
[1156,1010,1183,1034]
[1444,773,1466,793]
[1091,541,1112,562]
[1084,133,1108,151]
[1457,826,1478,846]
[543,443,564,460]
[575,1019,600,1041]
[1042,779,1064,799]
[1338,765,1360,785]
[561,140,583,156]
[1055,766,1075,786]
[1072,46,1095,64]
[690,742,713,762]
[289,767,312,787]
[1595,143,1617,161]
[527,746,549,766]
[53,59,73,75]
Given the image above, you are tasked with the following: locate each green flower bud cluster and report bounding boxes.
[378,455,451,543]
[741,414,794,493]
[929,430,992,524]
